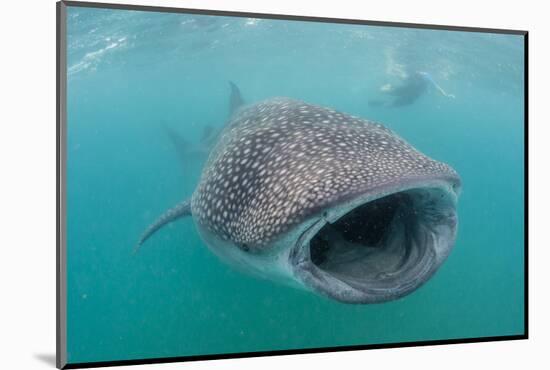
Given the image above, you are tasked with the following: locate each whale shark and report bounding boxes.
[161,81,244,166]
[138,83,461,304]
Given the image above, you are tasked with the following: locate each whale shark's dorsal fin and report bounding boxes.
[228,81,244,117]
[134,199,192,252]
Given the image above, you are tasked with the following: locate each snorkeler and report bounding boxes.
[369,70,455,108]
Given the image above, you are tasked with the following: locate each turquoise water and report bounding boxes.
[65,6,525,364]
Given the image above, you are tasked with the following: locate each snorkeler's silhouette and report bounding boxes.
[369,71,454,108]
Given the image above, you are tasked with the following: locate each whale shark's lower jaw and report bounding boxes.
[290,179,460,304]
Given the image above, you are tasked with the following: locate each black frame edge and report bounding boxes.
[57,1,529,368]
[61,0,527,35]
[57,1,68,369]
[63,335,527,369]
[523,32,529,339]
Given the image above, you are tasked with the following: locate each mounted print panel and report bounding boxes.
[57,1,527,368]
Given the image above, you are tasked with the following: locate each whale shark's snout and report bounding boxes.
[138,89,461,304]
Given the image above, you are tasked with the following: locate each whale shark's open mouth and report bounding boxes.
[291,182,459,304]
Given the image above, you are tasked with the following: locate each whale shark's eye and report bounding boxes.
[452,182,460,193]
[240,243,249,252]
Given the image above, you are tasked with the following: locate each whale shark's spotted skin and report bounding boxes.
[191,97,458,251]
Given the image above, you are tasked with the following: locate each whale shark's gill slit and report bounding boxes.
[334,194,402,246]
[302,186,458,303]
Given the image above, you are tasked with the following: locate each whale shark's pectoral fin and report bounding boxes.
[228,81,244,117]
[135,199,192,252]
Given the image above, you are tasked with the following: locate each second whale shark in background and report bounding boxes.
[138,83,461,304]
